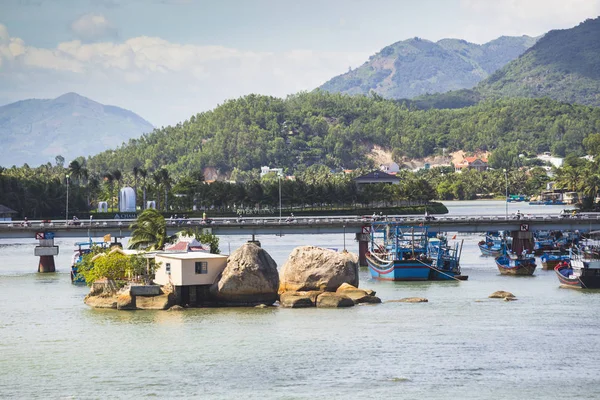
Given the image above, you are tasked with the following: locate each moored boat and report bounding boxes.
[495,253,536,276]
[366,223,464,281]
[478,232,509,257]
[540,251,570,270]
[555,245,600,289]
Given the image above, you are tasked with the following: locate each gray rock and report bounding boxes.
[279,291,321,308]
[210,243,279,306]
[489,291,515,299]
[316,292,355,308]
[279,246,359,293]
[387,297,429,303]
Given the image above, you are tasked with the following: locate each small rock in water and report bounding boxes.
[504,297,518,302]
[168,305,185,311]
[388,297,428,303]
[489,291,515,299]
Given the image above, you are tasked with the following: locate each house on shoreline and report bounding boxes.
[0,205,17,221]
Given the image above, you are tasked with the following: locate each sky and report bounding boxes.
[1,0,599,127]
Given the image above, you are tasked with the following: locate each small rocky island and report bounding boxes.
[84,243,380,310]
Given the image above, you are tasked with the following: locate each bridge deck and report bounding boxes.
[1,214,599,239]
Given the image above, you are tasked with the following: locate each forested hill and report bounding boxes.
[319,35,537,98]
[0,92,154,167]
[476,17,600,106]
[86,91,600,177]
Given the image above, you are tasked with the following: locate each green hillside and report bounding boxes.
[86,91,600,177]
[0,92,154,167]
[477,17,600,106]
[319,35,536,99]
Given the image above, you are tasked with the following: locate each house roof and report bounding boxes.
[155,252,227,260]
[0,205,17,214]
[353,170,400,182]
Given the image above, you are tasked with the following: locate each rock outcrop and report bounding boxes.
[85,282,175,310]
[387,297,429,303]
[279,291,322,308]
[489,291,515,299]
[335,283,382,304]
[210,243,279,306]
[279,246,359,293]
[316,292,355,308]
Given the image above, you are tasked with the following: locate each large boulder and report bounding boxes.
[279,246,359,293]
[210,243,279,306]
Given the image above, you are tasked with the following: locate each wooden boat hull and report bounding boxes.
[495,256,536,276]
[541,259,561,270]
[366,255,431,281]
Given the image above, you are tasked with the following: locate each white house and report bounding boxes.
[536,152,564,168]
[154,252,228,287]
[260,166,283,178]
[154,252,228,305]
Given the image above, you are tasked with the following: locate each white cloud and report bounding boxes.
[70,13,117,42]
[0,25,368,126]
[458,0,600,42]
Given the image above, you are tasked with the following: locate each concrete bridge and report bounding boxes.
[1,213,599,240]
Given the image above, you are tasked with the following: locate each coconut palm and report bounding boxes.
[128,209,174,250]
[112,170,122,210]
[139,168,148,209]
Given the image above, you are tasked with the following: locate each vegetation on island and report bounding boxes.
[76,247,156,286]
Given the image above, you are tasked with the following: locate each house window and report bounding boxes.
[195,261,208,274]
[166,263,171,275]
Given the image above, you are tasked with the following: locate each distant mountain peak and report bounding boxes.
[319,34,538,99]
[0,94,154,167]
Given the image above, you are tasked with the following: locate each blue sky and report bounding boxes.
[1,0,599,126]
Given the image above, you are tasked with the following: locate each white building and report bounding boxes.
[379,162,400,174]
[260,166,283,178]
[154,252,228,305]
[536,152,564,168]
[119,187,136,212]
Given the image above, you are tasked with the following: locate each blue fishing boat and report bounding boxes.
[495,250,536,276]
[540,251,570,270]
[70,240,108,284]
[478,232,509,257]
[427,237,467,280]
[366,223,464,281]
[555,237,600,288]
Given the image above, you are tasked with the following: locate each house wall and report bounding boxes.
[154,255,227,286]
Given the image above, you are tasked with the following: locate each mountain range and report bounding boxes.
[320,35,538,98]
[0,93,154,167]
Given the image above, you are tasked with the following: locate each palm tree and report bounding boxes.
[103,173,114,211]
[112,170,122,211]
[152,171,162,210]
[139,168,148,209]
[159,168,172,211]
[128,209,173,250]
[133,166,140,210]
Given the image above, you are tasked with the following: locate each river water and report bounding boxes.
[1,201,599,399]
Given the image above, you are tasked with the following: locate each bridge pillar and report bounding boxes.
[38,256,56,273]
[34,232,59,273]
[247,234,261,248]
[355,233,369,267]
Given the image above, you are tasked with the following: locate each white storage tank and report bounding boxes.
[119,187,136,212]
[146,201,156,210]
[98,201,108,213]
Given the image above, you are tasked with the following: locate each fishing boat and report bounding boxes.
[555,241,600,289]
[540,251,570,270]
[70,240,109,284]
[427,237,467,280]
[507,194,528,202]
[495,251,537,276]
[478,232,510,257]
[365,223,464,281]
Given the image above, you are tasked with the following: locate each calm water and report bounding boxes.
[1,201,599,399]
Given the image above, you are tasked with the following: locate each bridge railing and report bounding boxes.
[2,213,600,231]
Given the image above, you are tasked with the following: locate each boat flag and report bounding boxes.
[452,234,457,240]
[103,234,111,243]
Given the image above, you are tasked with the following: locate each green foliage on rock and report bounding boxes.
[77,249,156,286]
